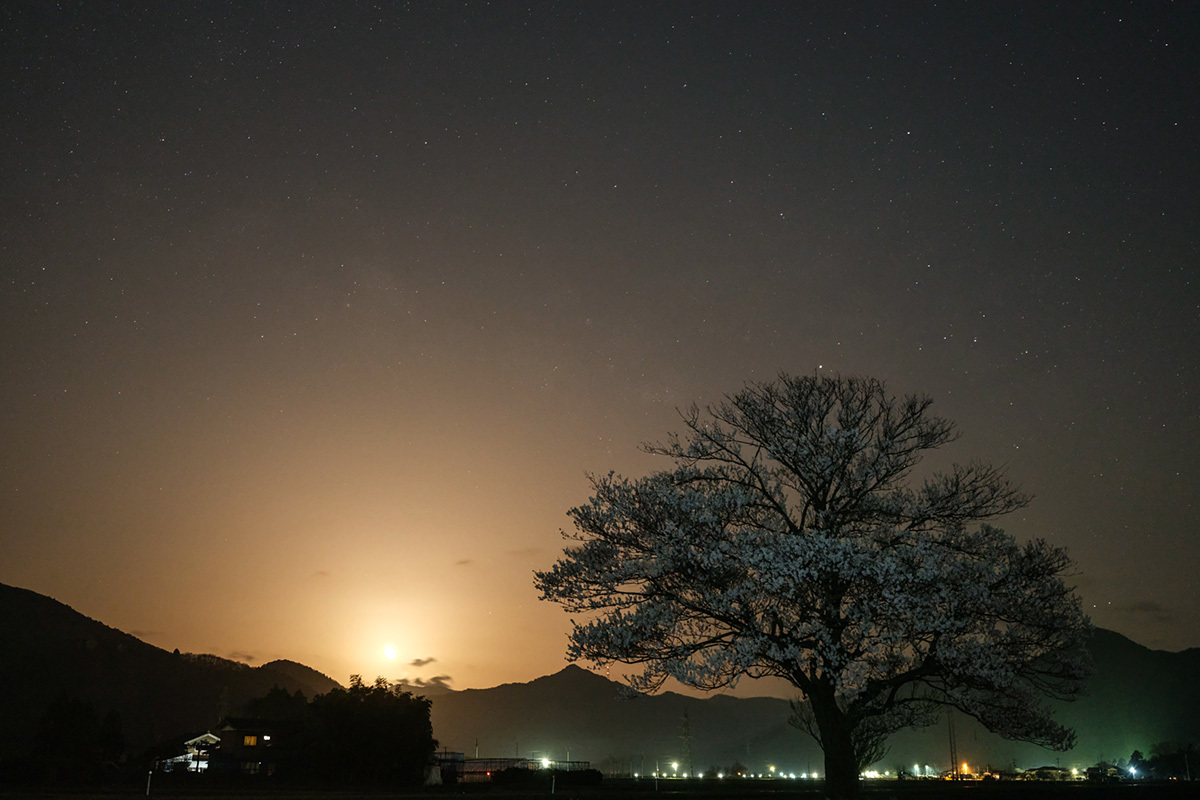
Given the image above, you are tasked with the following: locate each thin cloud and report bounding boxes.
[455,559,473,566]
[410,657,436,667]
[229,651,257,663]
[506,547,542,558]
[413,675,453,690]
[1117,600,1175,623]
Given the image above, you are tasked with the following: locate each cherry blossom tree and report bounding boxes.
[535,374,1091,800]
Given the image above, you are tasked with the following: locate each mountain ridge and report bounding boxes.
[424,631,1200,772]
[0,582,341,759]
[3,581,1197,773]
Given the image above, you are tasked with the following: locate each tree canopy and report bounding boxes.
[536,373,1092,799]
[302,676,434,786]
[231,677,434,787]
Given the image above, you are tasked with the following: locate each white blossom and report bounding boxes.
[535,374,1092,796]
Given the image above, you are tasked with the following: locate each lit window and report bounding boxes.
[243,735,257,747]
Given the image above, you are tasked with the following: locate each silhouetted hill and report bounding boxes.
[257,658,342,697]
[4,580,1195,775]
[431,664,819,772]
[1062,628,1200,762]
[885,628,1200,771]
[0,582,341,759]
[429,633,1200,774]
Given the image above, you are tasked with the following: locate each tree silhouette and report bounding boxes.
[303,675,435,786]
[537,373,1092,800]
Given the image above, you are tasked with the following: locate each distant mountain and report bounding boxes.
[427,632,1200,774]
[878,627,1200,772]
[1056,628,1200,763]
[0,582,341,759]
[430,664,811,773]
[4,580,1196,775]
[258,658,343,696]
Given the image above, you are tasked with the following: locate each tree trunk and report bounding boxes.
[822,726,859,800]
[810,687,859,800]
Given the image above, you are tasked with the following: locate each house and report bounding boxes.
[210,717,295,776]
[164,731,220,772]
[1021,765,1077,781]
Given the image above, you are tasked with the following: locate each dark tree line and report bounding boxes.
[296,675,435,786]
[37,694,125,782]
[1127,743,1197,781]
[0,693,126,785]
[230,676,435,786]
[3,677,434,788]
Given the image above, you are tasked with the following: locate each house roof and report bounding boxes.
[184,732,220,746]
[216,716,281,731]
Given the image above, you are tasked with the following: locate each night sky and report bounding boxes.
[3,2,1197,692]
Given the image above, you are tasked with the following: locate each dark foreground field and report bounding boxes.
[2,777,1197,800]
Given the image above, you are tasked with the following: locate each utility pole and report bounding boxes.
[680,709,693,778]
[948,713,959,780]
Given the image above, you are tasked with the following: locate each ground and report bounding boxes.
[2,778,1196,800]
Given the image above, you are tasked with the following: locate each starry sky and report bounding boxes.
[2,2,1197,693]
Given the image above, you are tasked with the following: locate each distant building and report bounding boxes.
[459,756,592,783]
[1021,765,1078,781]
[430,750,465,782]
[210,717,297,775]
[164,731,220,772]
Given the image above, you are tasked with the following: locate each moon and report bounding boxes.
[383,645,397,660]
